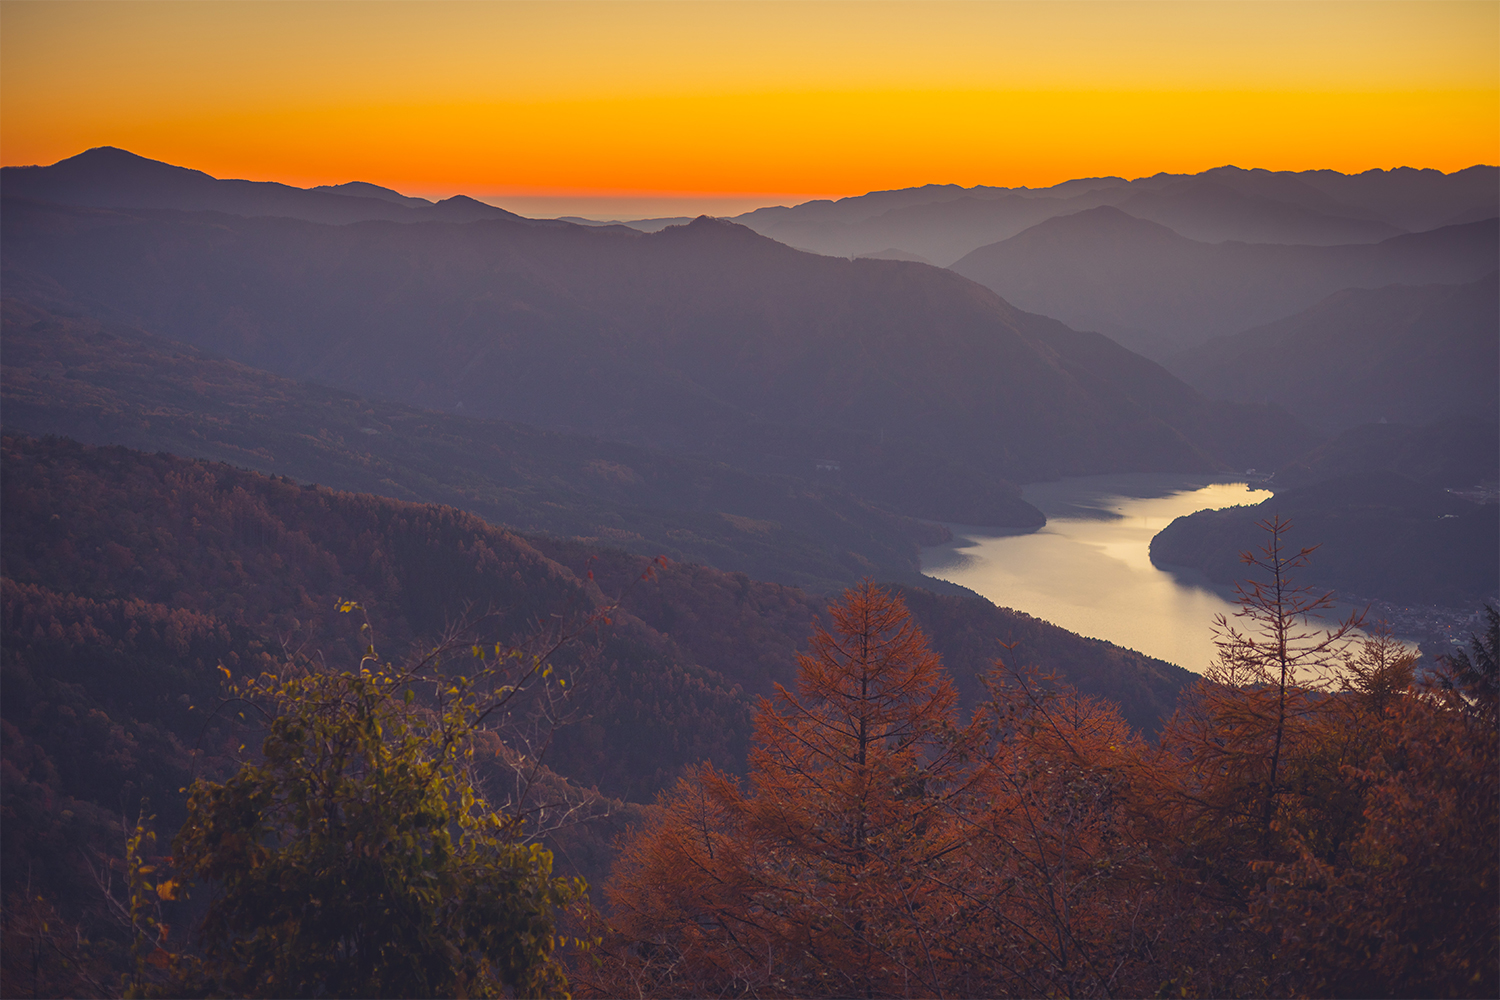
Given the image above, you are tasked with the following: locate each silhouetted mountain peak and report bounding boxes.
[673,215,771,242]
[313,181,433,208]
[427,194,525,221]
[0,146,536,226]
[1028,204,1190,241]
[64,145,181,167]
[14,145,212,184]
[436,194,495,210]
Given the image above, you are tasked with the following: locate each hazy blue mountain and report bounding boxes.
[854,248,934,264]
[949,208,1498,359]
[1168,273,1499,432]
[1161,166,1396,218]
[1293,164,1500,232]
[735,191,1088,265]
[560,216,695,232]
[732,180,1230,267]
[736,182,1017,227]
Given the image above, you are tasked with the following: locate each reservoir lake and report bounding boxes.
[921,474,1283,673]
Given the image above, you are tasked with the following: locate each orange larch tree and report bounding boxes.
[1157,516,1362,889]
[596,581,981,998]
[1248,614,1498,999]
[941,662,1168,999]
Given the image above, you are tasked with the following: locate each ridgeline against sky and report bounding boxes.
[2,0,1496,218]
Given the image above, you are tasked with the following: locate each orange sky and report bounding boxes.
[2,0,1496,217]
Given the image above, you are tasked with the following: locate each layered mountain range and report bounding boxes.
[2,154,1312,520]
[950,208,1497,360]
[1,146,527,225]
[732,165,1497,265]
[5,148,1493,611]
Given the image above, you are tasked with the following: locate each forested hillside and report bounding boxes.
[2,298,991,592]
[0,435,1193,933]
[1150,471,1498,605]
[585,581,1498,999]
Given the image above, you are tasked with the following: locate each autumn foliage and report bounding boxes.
[593,571,1499,998]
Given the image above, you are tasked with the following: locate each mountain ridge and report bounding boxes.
[0,146,530,226]
[949,208,1498,359]
[2,196,1313,512]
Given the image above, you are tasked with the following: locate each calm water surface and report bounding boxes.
[922,474,1276,673]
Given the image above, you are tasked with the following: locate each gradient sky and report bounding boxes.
[2,0,1496,217]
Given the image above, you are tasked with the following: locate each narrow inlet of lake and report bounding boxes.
[922,474,1275,673]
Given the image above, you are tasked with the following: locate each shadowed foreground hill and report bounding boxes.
[1273,417,1500,491]
[1150,472,1498,606]
[2,198,1309,514]
[0,298,972,593]
[529,539,1191,739]
[1,435,1194,906]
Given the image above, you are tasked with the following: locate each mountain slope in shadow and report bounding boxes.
[949,207,1498,360]
[1273,418,1499,492]
[1,298,981,591]
[1168,273,1499,433]
[2,199,1311,513]
[0,146,530,226]
[1150,471,1497,606]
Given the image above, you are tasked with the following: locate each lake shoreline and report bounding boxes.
[919,473,1400,673]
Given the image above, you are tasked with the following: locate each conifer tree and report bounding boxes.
[1163,515,1361,862]
[600,581,978,998]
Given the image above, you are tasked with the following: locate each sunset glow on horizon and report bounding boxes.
[2,0,1495,217]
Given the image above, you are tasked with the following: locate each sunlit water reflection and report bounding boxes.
[921,474,1286,673]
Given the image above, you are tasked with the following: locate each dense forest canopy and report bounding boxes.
[587,578,1499,998]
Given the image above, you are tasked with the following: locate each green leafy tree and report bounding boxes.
[164,605,593,999]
